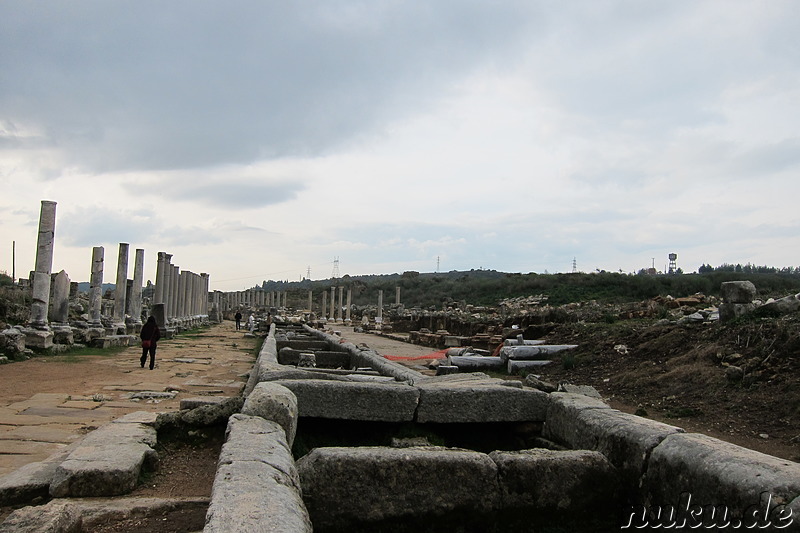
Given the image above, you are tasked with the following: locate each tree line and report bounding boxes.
[257,266,800,310]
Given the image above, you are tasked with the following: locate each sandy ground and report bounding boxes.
[0,322,259,477]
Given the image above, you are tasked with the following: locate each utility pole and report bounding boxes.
[12,240,16,283]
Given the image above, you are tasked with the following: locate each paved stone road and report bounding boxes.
[0,322,258,477]
[0,321,440,478]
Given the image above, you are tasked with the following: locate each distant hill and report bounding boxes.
[76,282,116,294]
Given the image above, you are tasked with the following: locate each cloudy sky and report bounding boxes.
[1,1,798,291]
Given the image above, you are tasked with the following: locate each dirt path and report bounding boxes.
[0,322,258,477]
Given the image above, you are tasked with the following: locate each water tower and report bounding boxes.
[668,253,678,274]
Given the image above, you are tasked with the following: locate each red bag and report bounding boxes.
[141,340,151,349]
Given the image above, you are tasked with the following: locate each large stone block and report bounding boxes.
[49,422,158,497]
[50,442,157,497]
[544,403,682,489]
[297,446,500,531]
[544,392,612,444]
[0,452,67,506]
[241,382,298,447]
[645,433,800,523]
[490,449,620,513]
[205,414,311,533]
[275,379,419,422]
[720,280,757,304]
[415,383,549,423]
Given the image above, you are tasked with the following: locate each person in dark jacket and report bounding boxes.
[140,316,161,370]
[234,310,242,330]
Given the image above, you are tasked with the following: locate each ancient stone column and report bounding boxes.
[154,252,167,304]
[396,286,401,305]
[195,273,203,315]
[128,248,145,326]
[177,270,187,320]
[330,286,335,321]
[337,286,344,323]
[346,288,352,323]
[201,273,210,316]
[88,246,104,328]
[29,200,57,330]
[163,257,173,319]
[50,270,70,327]
[113,243,129,330]
[377,290,384,326]
[307,290,313,313]
[167,265,181,319]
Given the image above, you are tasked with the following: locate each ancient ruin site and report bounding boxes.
[0,202,799,532]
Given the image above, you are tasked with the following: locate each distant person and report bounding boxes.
[248,313,255,333]
[140,316,161,370]
[235,310,242,330]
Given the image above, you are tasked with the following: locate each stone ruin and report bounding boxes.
[0,201,221,361]
[2,318,799,532]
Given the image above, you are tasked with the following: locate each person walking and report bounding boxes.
[235,310,242,330]
[140,316,161,370]
[248,313,255,333]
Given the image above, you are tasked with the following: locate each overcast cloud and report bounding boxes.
[1,1,798,291]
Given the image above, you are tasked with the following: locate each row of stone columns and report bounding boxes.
[222,289,288,311]
[154,252,211,330]
[23,200,214,349]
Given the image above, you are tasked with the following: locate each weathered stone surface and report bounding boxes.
[297,446,500,530]
[645,433,800,516]
[499,344,578,362]
[0,328,27,355]
[156,396,244,429]
[544,392,613,443]
[0,496,209,533]
[179,396,230,410]
[257,361,350,383]
[90,334,136,348]
[276,379,419,422]
[0,499,80,533]
[719,302,757,321]
[559,384,602,399]
[241,383,298,447]
[507,359,552,373]
[756,293,800,316]
[47,422,158,498]
[0,452,67,506]
[205,414,311,533]
[448,355,505,370]
[544,403,682,487]
[720,280,757,303]
[524,375,557,393]
[50,441,157,497]
[416,383,549,423]
[490,449,620,512]
[22,328,54,350]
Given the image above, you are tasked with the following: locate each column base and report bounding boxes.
[21,328,54,350]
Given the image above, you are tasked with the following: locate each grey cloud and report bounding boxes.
[57,206,158,247]
[0,1,539,173]
[57,205,236,248]
[121,176,304,209]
